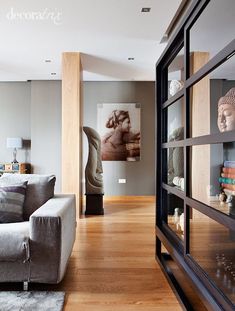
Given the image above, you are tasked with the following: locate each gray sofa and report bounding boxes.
[0,173,76,288]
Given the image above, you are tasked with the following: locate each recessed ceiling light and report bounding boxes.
[141,8,151,12]
[51,72,56,75]
[45,59,51,63]
[128,57,135,61]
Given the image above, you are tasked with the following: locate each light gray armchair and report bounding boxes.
[0,174,76,289]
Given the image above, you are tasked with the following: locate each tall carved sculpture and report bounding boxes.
[83,126,104,215]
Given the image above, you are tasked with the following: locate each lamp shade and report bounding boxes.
[6,137,23,149]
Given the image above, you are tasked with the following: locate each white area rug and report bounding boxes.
[0,291,65,311]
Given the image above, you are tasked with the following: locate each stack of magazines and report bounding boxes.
[219,161,235,195]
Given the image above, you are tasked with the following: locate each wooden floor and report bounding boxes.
[58,196,182,310]
[0,196,183,310]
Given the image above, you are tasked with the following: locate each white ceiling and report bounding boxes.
[0,0,182,82]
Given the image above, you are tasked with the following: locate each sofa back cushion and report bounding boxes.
[0,174,56,220]
[0,182,27,223]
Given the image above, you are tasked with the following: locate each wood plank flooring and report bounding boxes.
[0,196,183,310]
[59,196,182,310]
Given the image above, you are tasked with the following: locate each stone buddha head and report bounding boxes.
[169,80,184,96]
[217,87,235,132]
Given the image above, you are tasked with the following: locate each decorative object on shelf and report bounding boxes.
[168,126,184,185]
[226,195,235,208]
[174,207,180,224]
[0,163,31,176]
[83,126,104,215]
[169,80,184,96]
[219,190,227,203]
[172,208,184,235]
[173,176,184,190]
[97,103,141,161]
[217,87,235,132]
[220,161,235,196]
[179,213,184,231]
[6,137,22,163]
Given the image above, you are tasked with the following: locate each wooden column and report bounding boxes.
[62,52,83,217]
[190,52,210,137]
[190,52,210,218]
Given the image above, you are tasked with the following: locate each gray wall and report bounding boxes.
[83,81,155,196]
[0,82,31,163]
[0,80,155,196]
[0,81,61,192]
[31,81,62,192]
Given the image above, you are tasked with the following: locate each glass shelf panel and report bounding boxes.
[190,142,235,218]
[189,52,235,138]
[167,147,184,190]
[164,97,185,143]
[189,0,235,76]
[167,46,184,100]
[163,190,184,240]
[189,208,235,305]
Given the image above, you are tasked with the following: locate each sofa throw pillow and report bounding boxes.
[0,174,56,220]
[0,182,27,223]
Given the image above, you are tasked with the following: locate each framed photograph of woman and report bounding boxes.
[97,103,141,161]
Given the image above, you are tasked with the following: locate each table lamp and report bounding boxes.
[6,137,23,163]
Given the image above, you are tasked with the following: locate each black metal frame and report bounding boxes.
[155,0,235,310]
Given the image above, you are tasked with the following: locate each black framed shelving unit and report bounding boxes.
[156,0,235,310]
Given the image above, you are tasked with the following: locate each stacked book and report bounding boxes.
[219,161,235,195]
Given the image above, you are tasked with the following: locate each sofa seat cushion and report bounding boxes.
[0,222,29,262]
[0,174,56,220]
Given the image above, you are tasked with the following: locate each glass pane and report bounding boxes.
[163,147,184,190]
[190,142,235,217]
[189,209,235,304]
[163,190,184,240]
[165,254,208,311]
[168,47,184,99]
[164,97,184,142]
[190,0,235,75]
[190,53,235,138]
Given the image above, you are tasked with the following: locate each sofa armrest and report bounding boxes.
[29,194,76,283]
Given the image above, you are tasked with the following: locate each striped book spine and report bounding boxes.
[224,161,235,168]
[221,183,235,191]
[222,167,235,174]
[221,173,235,179]
[219,177,235,185]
